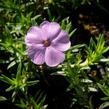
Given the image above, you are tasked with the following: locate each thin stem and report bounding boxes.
[40,65,50,86]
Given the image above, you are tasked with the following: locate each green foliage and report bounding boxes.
[85,34,109,65]
[97,83,109,109]
[0,62,39,102]
[61,17,77,37]
[61,35,109,108]
[49,0,99,9]
[16,96,47,109]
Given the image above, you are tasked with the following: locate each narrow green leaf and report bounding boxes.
[70,44,85,50]
[27,80,39,87]
[97,83,109,97]
[0,74,13,84]
[16,62,22,82]
[69,28,77,37]
[7,61,16,69]
[101,97,109,101]
[99,102,109,109]
[100,58,109,62]
[6,86,15,92]
[103,46,109,53]
[89,37,96,50]
[31,15,41,21]
[0,96,7,101]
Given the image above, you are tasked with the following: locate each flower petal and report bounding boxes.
[25,33,42,46]
[25,26,50,45]
[51,30,71,51]
[27,46,45,65]
[28,26,40,34]
[40,21,61,41]
[45,46,65,67]
[25,26,43,46]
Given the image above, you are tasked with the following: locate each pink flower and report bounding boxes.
[25,21,71,67]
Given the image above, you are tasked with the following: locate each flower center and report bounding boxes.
[43,40,50,47]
